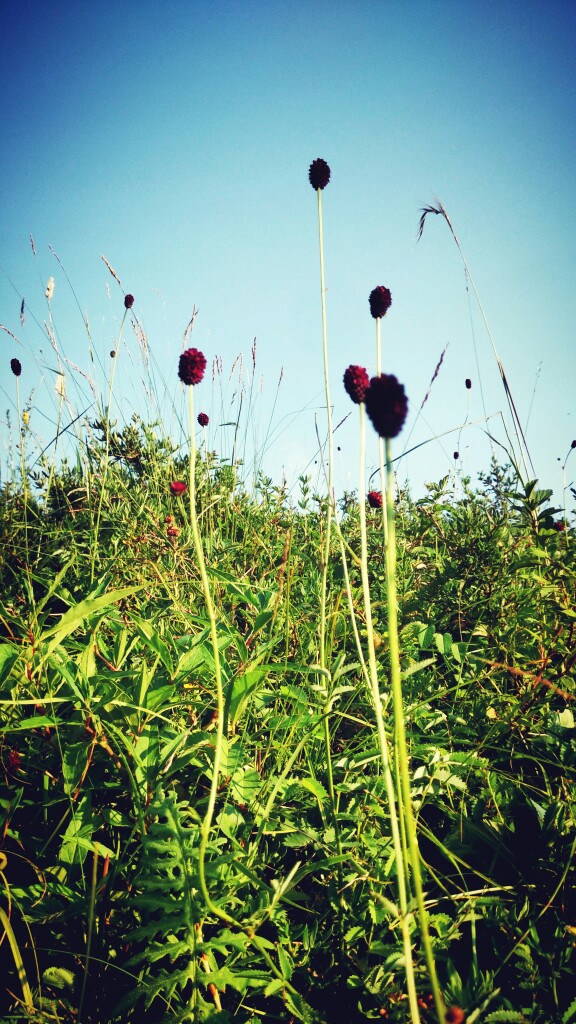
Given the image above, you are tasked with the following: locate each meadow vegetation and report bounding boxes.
[1,163,575,1024]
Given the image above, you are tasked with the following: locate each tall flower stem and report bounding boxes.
[384,438,445,1023]
[358,405,420,1024]
[375,319,389,547]
[186,387,314,1020]
[14,373,31,585]
[316,186,335,666]
[186,384,226,915]
[90,309,128,583]
[314,179,345,941]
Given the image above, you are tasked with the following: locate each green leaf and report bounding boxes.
[40,586,141,648]
[42,966,75,991]
[133,616,174,676]
[0,644,19,687]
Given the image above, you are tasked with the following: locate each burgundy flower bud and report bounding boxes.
[445,1009,466,1024]
[110,350,116,358]
[572,440,576,449]
[364,373,408,439]
[553,520,565,531]
[465,378,472,389]
[308,158,331,190]
[197,412,209,427]
[124,294,135,309]
[343,365,370,405]
[369,286,392,319]
[453,451,459,460]
[367,490,383,509]
[10,358,22,377]
[169,481,187,496]
[178,347,206,386]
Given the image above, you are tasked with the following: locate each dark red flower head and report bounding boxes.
[367,490,383,509]
[10,358,22,377]
[364,373,408,439]
[197,412,209,427]
[124,294,134,309]
[169,480,187,496]
[179,347,206,386]
[465,378,472,389]
[309,158,331,190]
[6,747,22,773]
[369,286,392,319]
[343,365,370,405]
[553,520,565,531]
[572,440,576,449]
[453,451,459,460]
[445,1009,466,1024]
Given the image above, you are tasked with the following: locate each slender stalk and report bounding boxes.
[375,319,389,546]
[314,183,346,942]
[90,309,128,582]
[358,405,420,1024]
[186,383,228,922]
[14,375,31,578]
[316,186,335,667]
[385,439,445,1023]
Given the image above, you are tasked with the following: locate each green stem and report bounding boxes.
[376,319,389,547]
[385,439,445,1023]
[315,184,345,940]
[186,384,229,924]
[317,186,335,668]
[90,309,127,582]
[358,406,420,1024]
[14,377,31,586]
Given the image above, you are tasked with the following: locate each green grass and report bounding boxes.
[1,422,575,1023]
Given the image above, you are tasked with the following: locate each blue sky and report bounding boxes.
[2,0,575,509]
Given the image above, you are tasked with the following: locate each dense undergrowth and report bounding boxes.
[1,422,575,1023]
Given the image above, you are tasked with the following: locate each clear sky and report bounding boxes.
[2,0,575,510]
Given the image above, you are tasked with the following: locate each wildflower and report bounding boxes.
[367,490,382,509]
[110,350,116,358]
[6,748,22,773]
[169,481,187,496]
[465,378,472,389]
[308,158,331,190]
[124,294,134,309]
[179,347,206,386]
[572,440,576,449]
[369,286,392,319]
[10,358,22,377]
[167,526,180,538]
[453,451,459,460]
[364,374,408,439]
[197,412,209,427]
[445,1009,465,1024]
[343,365,370,404]
[552,520,565,531]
